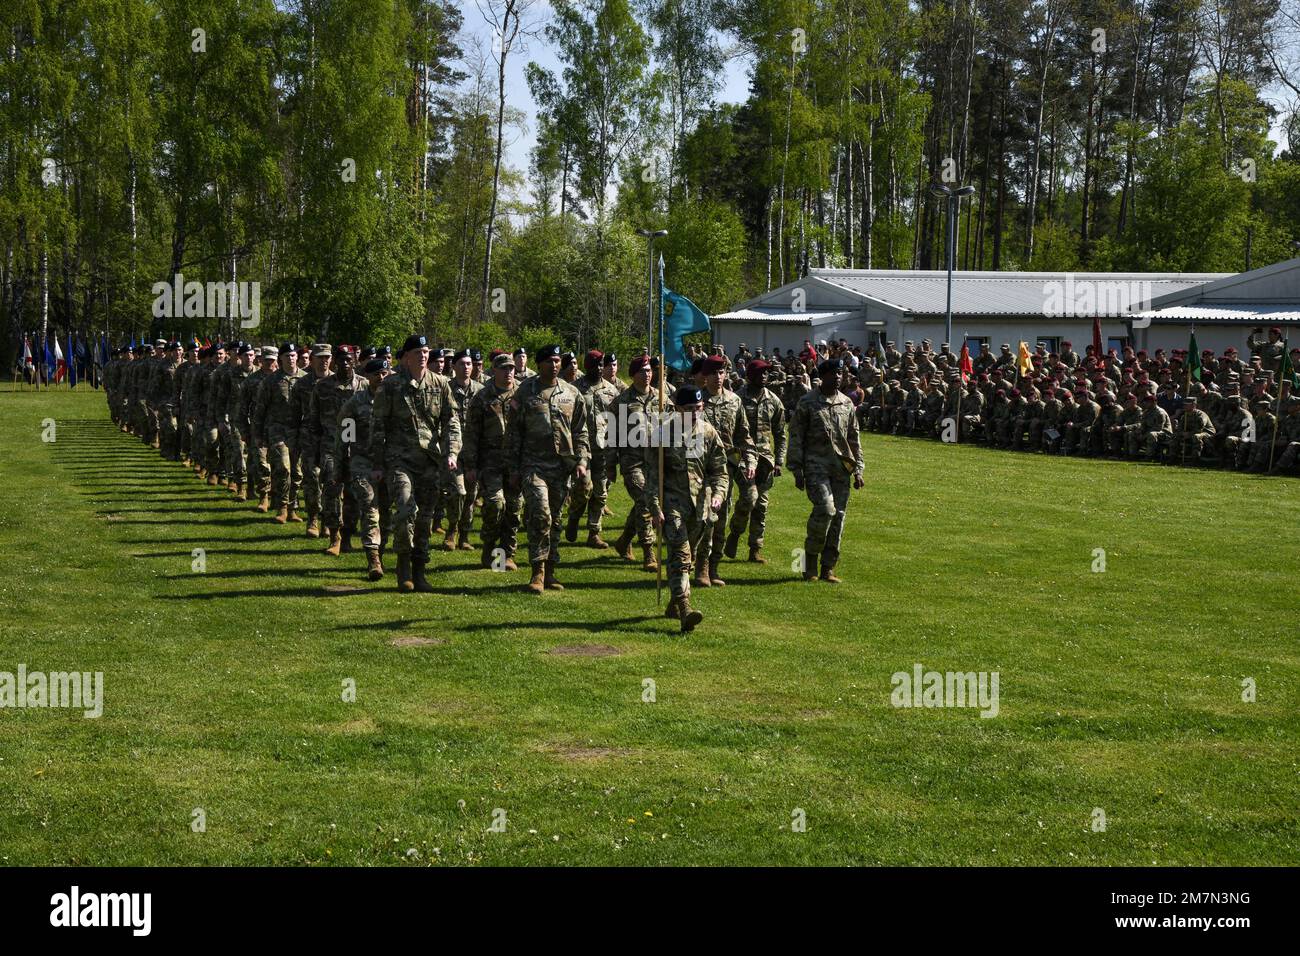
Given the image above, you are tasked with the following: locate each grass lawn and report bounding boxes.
[1,384,1297,866]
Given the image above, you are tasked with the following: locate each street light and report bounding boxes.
[930,183,975,352]
[637,228,668,356]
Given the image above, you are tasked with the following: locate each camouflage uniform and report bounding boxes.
[696,386,755,582]
[443,375,483,548]
[369,366,460,571]
[290,370,325,522]
[789,388,864,579]
[463,376,521,567]
[612,383,659,555]
[568,374,621,542]
[207,359,235,481]
[503,374,589,573]
[221,359,251,492]
[309,366,364,538]
[337,384,389,557]
[240,358,273,502]
[1173,403,1216,462]
[728,382,785,557]
[1129,400,1172,460]
[645,411,728,630]
[1216,398,1254,469]
[254,363,307,515]
[151,353,184,460]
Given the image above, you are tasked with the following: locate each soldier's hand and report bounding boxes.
[446,455,456,472]
[853,474,865,490]
[370,468,383,484]
[792,473,804,490]
[652,511,664,530]
[575,464,588,481]
[744,465,756,480]
[710,496,723,512]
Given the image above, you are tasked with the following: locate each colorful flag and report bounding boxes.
[21,335,32,366]
[659,258,711,372]
[1281,336,1295,394]
[67,331,77,387]
[53,335,66,383]
[1017,341,1034,378]
[1092,316,1104,363]
[958,343,973,383]
[1187,330,1201,381]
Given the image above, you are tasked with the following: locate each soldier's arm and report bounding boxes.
[644,445,661,517]
[253,379,270,441]
[440,380,461,461]
[706,436,728,502]
[572,389,590,469]
[462,396,481,470]
[788,401,806,477]
[503,391,522,472]
[734,400,756,470]
[368,384,389,470]
[847,404,864,479]
[773,400,788,467]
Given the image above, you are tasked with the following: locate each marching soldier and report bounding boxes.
[254,343,307,524]
[243,346,276,511]
[695,355,755,587]
[293,344,332,535]
[725,359,785,564]
[463,353,522,571]
[443,349,483,551]
[611,355,660,571]
[568,349,621,549]
[152,341,184,461]
[221,343,255,498]
[789,358,864,583]
[504,344,590,594]
[338,357,390,580]
[646,385,728,634]
[369,335,460,593]
[310,345,364,554]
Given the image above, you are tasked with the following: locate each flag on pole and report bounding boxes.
[53,335,66,383]
[1092,315,1104,363]
[1280,336,1294,394]
[21,335,33,367]
[1187,329,1202,381]
[67,330,77,387]
[958,342,973,383]
[1017,341,1034,378]
[660,260,711,372]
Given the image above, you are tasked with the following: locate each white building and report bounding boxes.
[712,262,1300,358]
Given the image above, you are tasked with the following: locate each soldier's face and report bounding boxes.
[633,368,651,389]
[405,346,429,376]
[515,354,528,373]
[494,367,514,389]
[602,360,618,381]
[539,355,560,379]
[455,357,472,378]
[312,355,330,376]
[215,349,226,363]
[284,350,296,368]
[705,369,725,393]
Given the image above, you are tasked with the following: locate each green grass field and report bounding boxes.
[1,385,1297,866]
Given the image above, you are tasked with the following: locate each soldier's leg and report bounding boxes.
[748,463,775,552]
[351,475,380,550]
[270,440,292,508]
[388,467,416,556]
[585,456,609,534]
[729,469,758,542]
[1278,441,1300,470]
[228,430,247,490]
[205,425,222,477]
[412,463,437,560]
[320,452,343,532]
[803,472,836,578]
[567,470,592,538]
[545,471,570,566]
[444,467,467,544]
[664,511,693,597]
[301,450,321,519]
[522,470,554,566]
[820,472,851,574]
[503,482,522,559]
[288,445,304,513]
[457,471,477,544]
[479,471,506,559]
[622,463,654,547]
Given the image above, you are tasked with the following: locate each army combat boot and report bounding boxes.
[235,483,248,502]
[457,531,474,551]
[480,538,497,569]
[694,567,711,589]
[442,529,457,551]
[613,526,635,561]
[724,529,740,560]
[641,543,658,572]
[587,530,608,550]
[565,511,581,543]
[366,548,384,582]
[305,514,321,538]
[527,562,545,594]
[396,554,414,593]
[819,564,842,584]
[543,560,564,591]
[708,560,726,587]
[411,556,435,593]
[256,494,271,513]
[324,529,342,556]
[678,595,703,634]
[274,505,289,524]
[748,545,766,564]
[206,472,219,486]
[664,595,681,619]
[802,554,819,582]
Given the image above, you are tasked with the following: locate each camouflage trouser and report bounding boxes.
[1174,431,1212,461]
[203,424,222,476]
[1103,426,1127,456]
[443,463,474,539]
[133,399,149,438]
[320,449,350,531]
[386,459,438,558]
[960,415,982,442]
[568,450,611,533]
[1221,435,1250,468]
[478,467,520,558]
[521,464,572,565]
[224,426,246,482]
[349,471,389,550]
[179,417,193,458]
[619,458,656,546]
[300,445,321,517]
[665,503,704,601]
[803,466,850,571]
[1134,430,1169,460]
[159,409,181,460]
[730,458,775,549]
[696,464,737,571]
[1276,441,1300,470]
[1247,440,1281,470]
[267,429,302,510]
[1062,423,1094,454]
[1013,418,1041,450]
[245,434,270,496]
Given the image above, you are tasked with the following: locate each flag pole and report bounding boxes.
[656,256,665,607]
[1268,334,1287,473]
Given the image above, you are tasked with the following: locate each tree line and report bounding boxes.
[4,0,1300,365]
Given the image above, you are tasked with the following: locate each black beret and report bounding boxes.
[536,344,562,359]
[278,342,297,354]
[452,348,471,362]
[470,349,482,361]
[673,385,704,406]
[602,352,617,365]
[362,358,388,375]
[817,358,843,378]
[401,334,427,353]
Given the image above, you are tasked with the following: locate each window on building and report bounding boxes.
[1038,336,1060,355]
[1107,336,1128,356]
[964,335,989,354]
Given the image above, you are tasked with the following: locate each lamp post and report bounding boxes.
[929,183,975,352]
[637,228,668,356]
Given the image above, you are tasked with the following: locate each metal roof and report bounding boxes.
[808,269,1229,317]
[1132,303,1300,324]
[712,307,862,326]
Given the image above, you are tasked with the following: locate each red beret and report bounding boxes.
[746,359,770,379]
[701,356,726,373]
[629,355,651,374]
[584,348,603,371]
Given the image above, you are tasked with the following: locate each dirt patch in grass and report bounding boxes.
[540,743,631,761]
[548,643,621,657]
[388,636,446,647]
[321,584,369,595]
